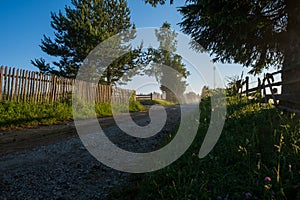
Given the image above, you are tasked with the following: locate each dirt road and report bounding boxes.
[0,105,185,199]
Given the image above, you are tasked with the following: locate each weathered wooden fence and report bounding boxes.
[73,80,113,103]
[238,70,300,114]
[136,93,153,101]
[0,66,134,104]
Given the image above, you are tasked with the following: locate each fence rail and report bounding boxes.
[136,93,153,101]
[0,66,134,104]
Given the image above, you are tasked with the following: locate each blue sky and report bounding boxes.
[0,0,254,93]
[0,0,185,70]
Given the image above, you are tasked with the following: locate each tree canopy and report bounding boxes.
[179,0,290,74]
[144,0,298,74]
[147,22,189,102]
[32,0,143,85]
[145,0,300,110]
[144,0,173,7]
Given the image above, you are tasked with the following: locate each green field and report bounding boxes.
[108,95,300,200]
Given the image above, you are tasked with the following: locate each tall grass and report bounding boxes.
[109,96,300,200]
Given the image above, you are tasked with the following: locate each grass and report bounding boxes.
[108,95,300,200]
[0,99,144,130]
[138,99,178,106]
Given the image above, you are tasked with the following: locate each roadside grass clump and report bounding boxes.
[108,95,300,200]
[0,100,73,130]
[0,98,144,130]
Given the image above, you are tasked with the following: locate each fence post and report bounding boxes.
[266,73,278,106]
[0,66,3,102]
[20,70,26,103]
[257,77,261,94]
[15,68,20,102]
[3,66,8,101]
[51,76,57,103]
[25,70,30,102]
[37,73,42,103]
[11,68,16,102]
[245,76,249,97]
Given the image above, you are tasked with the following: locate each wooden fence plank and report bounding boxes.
[37,72,42,103]
[3,66,8,100]
[11,68,16,102]
[15,68,20,102]
[30,72,34,102]
[45,74,50,103]
[0,66,3,102]
[20,69,25,102]
[34,72,38,103]
[24,70,29,102]
[7,67,11,101]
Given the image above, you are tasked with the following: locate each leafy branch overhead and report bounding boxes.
[144,0,297,75]
[144,0,173,7]
[144,0,300,110]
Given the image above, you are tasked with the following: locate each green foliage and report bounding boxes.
[200,85,210,99]
[0,99,144,130]
[178,0,289,74]
[109,96,300,199]
[0,101,73,130]
[146,22,189,102]
[144,0,173,7]
[145,1,300,76]
[225,75,242,96]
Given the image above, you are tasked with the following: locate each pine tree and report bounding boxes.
[32,0,141,85]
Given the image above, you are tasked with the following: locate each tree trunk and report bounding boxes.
[280,0,300,113]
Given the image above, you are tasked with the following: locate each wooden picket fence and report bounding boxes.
[0,66,134,104]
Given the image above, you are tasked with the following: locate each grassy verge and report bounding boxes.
[138,99,178,106]
[108,96,300,200]
[0,99,144,130]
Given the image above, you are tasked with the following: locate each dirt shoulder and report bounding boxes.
[0,109,155,156]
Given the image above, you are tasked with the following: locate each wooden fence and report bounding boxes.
[0,66,134,104]
[136,93,153,101]
[238,70,300,114]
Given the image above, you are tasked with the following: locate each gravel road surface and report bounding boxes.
[0,105,188,199]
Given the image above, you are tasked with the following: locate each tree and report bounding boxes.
[225,75,242,96]
[200,85,210,99]
[147,22,189,102]
[185,91,200,103]
[146,0,300,111]
[32,0,142,85]
[144,0,173,7]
